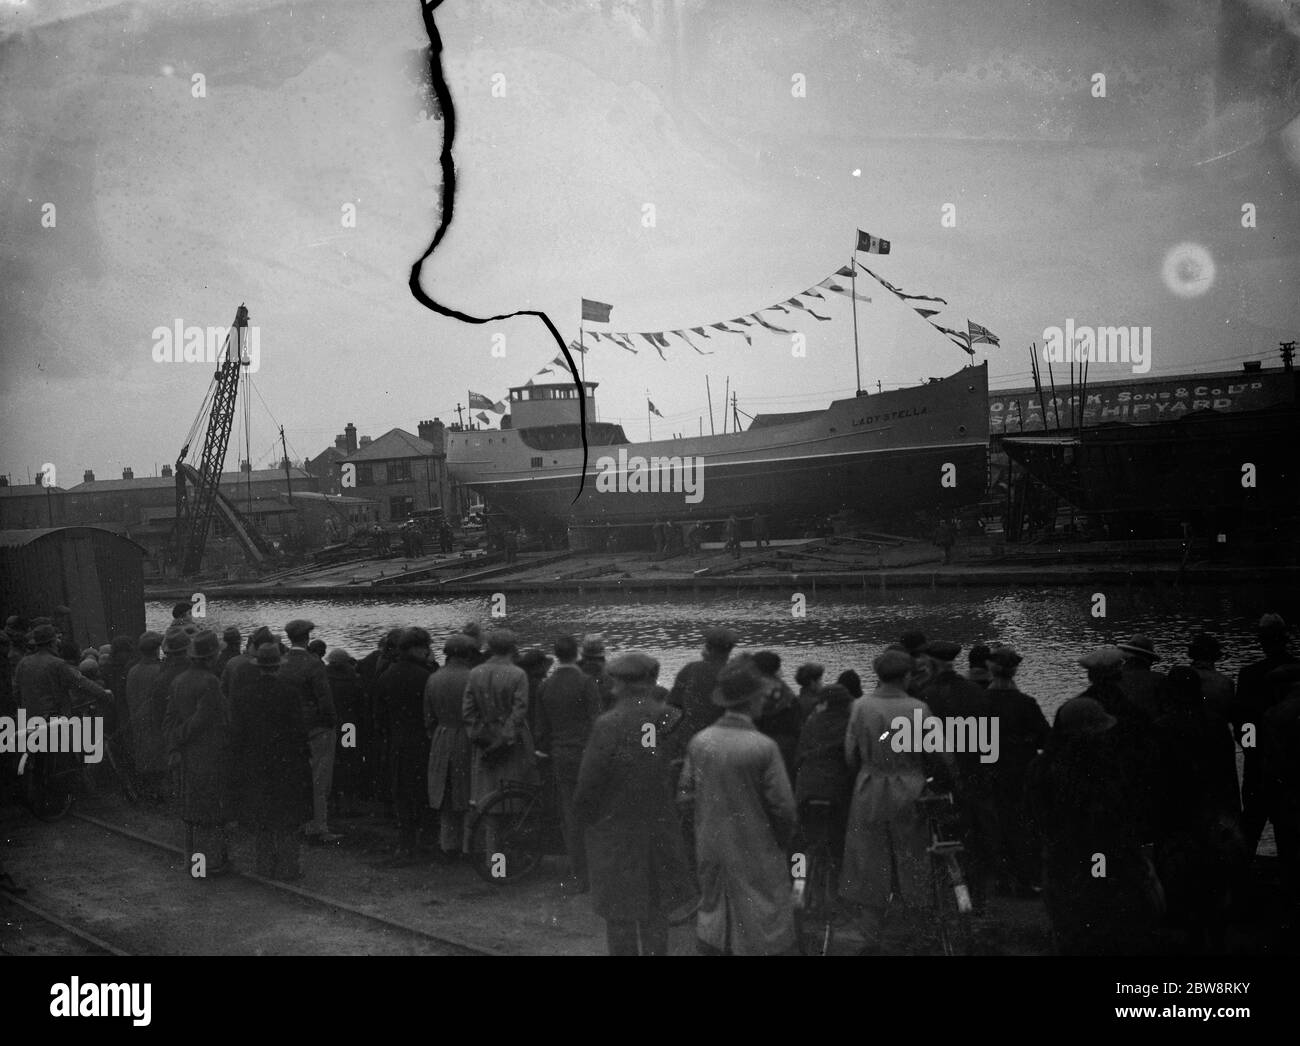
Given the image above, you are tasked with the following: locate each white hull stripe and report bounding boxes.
[451,441,981,487]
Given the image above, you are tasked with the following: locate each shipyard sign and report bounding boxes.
[988,372,1292,433]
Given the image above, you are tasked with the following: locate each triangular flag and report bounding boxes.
[787,297,831,321]
[475,411,492,424]
[752,312,796,334]
[567,339,588,355]
[676,331,713,355]
[691,326,712,337]
[648,399,663,418]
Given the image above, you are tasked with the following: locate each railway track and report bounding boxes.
[1,809,499,957]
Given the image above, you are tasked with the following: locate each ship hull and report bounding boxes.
[447,364,990,529]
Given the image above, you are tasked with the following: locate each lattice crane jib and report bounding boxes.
[175,304,250,576]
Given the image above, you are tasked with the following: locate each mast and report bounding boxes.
[706,375,715,435]
[722,376,730,434]
[851,252,862,394]
[280,425,292,503]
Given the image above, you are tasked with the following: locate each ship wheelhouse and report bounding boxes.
[505,381,628,449]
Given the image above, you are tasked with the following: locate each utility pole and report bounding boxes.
[454,402,466,428]
[1281,340,1296,372]
[280,425,292,503]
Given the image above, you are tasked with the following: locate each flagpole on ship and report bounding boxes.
[850,248,863,395]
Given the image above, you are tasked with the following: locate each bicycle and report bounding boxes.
[792,798,842,956]
[918,790,974,956]
[17,693,138,821]
[465,753,565,884]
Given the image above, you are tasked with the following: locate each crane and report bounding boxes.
[172,304,274,576]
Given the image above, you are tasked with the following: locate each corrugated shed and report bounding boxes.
[0,527,146,647]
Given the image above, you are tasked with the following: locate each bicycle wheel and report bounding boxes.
[22,756,74,822]
[795,842,836,956]
[935,855,974,956]
[466,786,545,884]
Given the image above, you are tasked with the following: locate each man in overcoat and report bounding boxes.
[678,658,797,955]
[230,639,313,880]
[573,653,696,955]
[163,630,233,877]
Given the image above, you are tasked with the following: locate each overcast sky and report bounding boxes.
[2,0,1298,483]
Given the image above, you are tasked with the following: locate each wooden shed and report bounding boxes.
[0,527,147,647]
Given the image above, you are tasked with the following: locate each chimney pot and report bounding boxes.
[161,464,173,478]
[122,467,134,480]
[83,469,95,483]
[345,422,358,453]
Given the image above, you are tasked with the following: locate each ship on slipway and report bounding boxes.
[446,251,990,544]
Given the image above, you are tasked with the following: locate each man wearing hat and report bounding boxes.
[536,635,601,891]
[13,622,111,719]
[516,647,554,742]
[372,627,435,860]
[573,652,696,954]
[1117,635,1169,720]
[424,635,479,861]
[578,634,614,712]
[324,647,364,820]
[677,658,797,955]
[126,632,167,801]
[280,619,340,845]
[1188,632,1234,735]
[148,628,195,800]
[918,639,1000,911]
[1234,614,1297,856]
[668,626,739,741]
[984,647,1049,897]
[215,627,243,676]
[464,630,538,853]
[172,601,195,627]
[841,649,943,952]
[229,639,313,881]
[221,626,274,701]
[162,630,234,876]
[1026,696,1158,955]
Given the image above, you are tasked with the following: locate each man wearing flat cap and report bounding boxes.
[463,629,539,855]
[163,630,234,876]
[13,622,112,720]
[573,652,696,954]
[678,657,797,955]
[536,634,602,891]
[984,647,1049,896]
[918,639,1000,910]
[424,635,479,861]
[1188,632,1234,735]
[125,631,167,800]
[229,640,313,881]
[1234,613,1297,857]
[280,619,340,845]
[668,626,740,742]
[372,627,436,861]
[840,648,944,952]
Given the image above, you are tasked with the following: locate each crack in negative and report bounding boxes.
[408,0,589,501]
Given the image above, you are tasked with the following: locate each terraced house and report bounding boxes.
[339,421,455,523]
